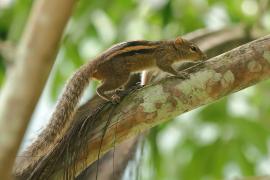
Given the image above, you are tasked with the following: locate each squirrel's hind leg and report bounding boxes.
[96,73,130,103]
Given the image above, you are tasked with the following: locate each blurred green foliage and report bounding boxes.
[0,0,270,179]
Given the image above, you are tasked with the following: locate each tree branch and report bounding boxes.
[0,0,76,179]
[14,27,269,179]
[61,34,270,179]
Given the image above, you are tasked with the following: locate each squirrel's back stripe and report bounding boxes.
[113,47,156,58]
[102,40,160,60]
[106,45,157,60]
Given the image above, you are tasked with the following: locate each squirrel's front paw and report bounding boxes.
[176,72,189,79]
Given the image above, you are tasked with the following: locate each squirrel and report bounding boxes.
[60,37,206,104]
[16,37,206,176]
[94,37,206,102]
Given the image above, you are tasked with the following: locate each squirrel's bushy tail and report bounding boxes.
[14,62,95,177]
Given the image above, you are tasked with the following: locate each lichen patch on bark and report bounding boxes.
[176,70,217,96]
[141,85,169,113]
[248,60,262,73]
[221,70,235,88]
[263,51,270,64]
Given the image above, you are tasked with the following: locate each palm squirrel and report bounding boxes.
[19,37,206,174]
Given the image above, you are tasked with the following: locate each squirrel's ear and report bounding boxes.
[175,37,185,45]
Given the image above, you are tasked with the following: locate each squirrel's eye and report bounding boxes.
[190,46,197,52]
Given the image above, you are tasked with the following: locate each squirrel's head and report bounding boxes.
[174,37,207,61]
